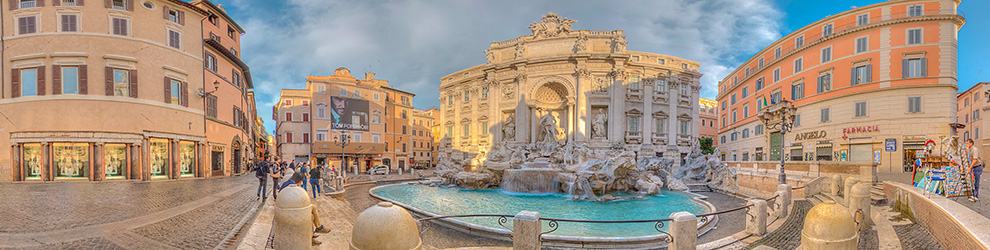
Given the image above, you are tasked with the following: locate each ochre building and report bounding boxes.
[699,98,718,140]
[716,0,965,173]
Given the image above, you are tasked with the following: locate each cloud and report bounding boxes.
[220,0,784,133]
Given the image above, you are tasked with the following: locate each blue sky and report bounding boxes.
[209,0,988,136]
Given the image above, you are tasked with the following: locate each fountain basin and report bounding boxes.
[370,183,717,248]
[501,168,561,193]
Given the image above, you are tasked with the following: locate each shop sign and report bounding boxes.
[903,135,926,141]
[211,145,224,152]
[843,125,879,134]
[885,138,897,152]
[794,130,827,141]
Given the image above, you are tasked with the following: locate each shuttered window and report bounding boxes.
[907,29,923,45]
[111,18,128,36]
[18,16,37,35]
[818,73,832,93]
[205,53,217,71]
[170,79,181,104]
[908,97,922,113]
[61,66,79,94]
[855,102,867,117]
[851,64,872,85]
[168,30,181,49]
[792,82,804,100]
[206,94,218,118]
[21,68,38,96]
[821,108,830,122]
[903,58,926,78]
[61,15,78,32]
[112,69,129,96]
[856,37,868,53]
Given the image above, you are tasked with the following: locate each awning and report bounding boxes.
[312,142,386,155]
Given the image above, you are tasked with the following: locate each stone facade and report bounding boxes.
[716,0,965,173]
[439,13,702,165]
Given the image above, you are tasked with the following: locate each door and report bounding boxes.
[769,132,782,161]
[233,149,242,174]
[211,151,224,176]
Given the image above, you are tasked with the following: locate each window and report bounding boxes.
[773,68,780,82]
[372,133,380,143]
[61,66,79,94]
[463,91,470,102]
[795,114,801,127]
[170,79,181,104]
[821,47,832,63]
[792,81,804,100]
[855,102,867,117]
[462,124,470,136]
[975,110,980,120]
[733,76,737,85]
[302,113,309,122]
[373,93,380,101]
[372,112,380,123]
[680,84,690,96]
[965,98,969,107]
[401,125,407,134]
[631,56,639,62]
[823,24,834,36]
[112,0,125,10]
[61,15,79,32]
[795,36,804,47]
[353,89,361,99]
[907,28,923,45]
[755,125,763,135]
[680,120,689,135]
[774,47,781,58]
[771,91,781,104]
[20,68,38,96]
[630,76,640,89]
[302,133,310,143]
[756,77,764,90]
[481,122,488,135]
[302,100,309,106]
[112,18,129,36]
[316,131,327,141]
[228,26,237,39]
[168,9,179,23]
[481,86,489,99]
[818,73,832,93]
[849,65,870,85]
[758,58,764,69]
[318,105,326,118]
[743,104,749,118]
[205,53,217,71]
[731,132,737,141]
[908,97,922,113]
[978,128,981,139]
[401,109,408,119]
[732,110,737,123]
[168,30,181,49]
[658,59,665,64]
[206,94,217,118]
[721,136,726,144]
[742,86,748,98]
[681,63,688,70]
[113,69,129,96]
[731,94,737,105]
[721,101,727,110]
[745,68,750,77]
[285,132,293,143]
[856,37,868,53]
[793,58,803,73]
[401,143,407,152]
[402,96,410,105]
[656,118,666,133]
[975,92,980,102]
[353,133,362,142]
[18,16,37,35]
[904,58,925,78]
[284,99,293,106]
[210,32,221,42]
[742,129,749,138]
[628,117,640,132]
[445,126,453,138]
[722,116,726,127]
[908,5,923,17]
[821,108,830,122]
[20,0,36,8]
[857,14,870,26]
[208,15,217,25]
[285,112,293,121]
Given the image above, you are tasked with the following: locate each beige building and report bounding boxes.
[274,68,427,173]
[717,0,964,173]
[410,109,435,166]
[699,98,718,140]
[440,13,702,165]
[1,0,257,182]
[958,82,987,156]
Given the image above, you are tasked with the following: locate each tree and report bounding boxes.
[699,137,715,155]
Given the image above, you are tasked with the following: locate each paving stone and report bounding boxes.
[893,223,944,250]
[743,200,812,250]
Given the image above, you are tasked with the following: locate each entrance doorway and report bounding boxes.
[211,151,224,176]
[233,149,242,174]
[769,132,782,161]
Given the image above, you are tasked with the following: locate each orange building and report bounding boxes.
[716,0,964,173]
[699,98,718,140]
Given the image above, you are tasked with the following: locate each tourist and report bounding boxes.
[967,139,983,202]
[309,164,322,198]
[255,156,271,201]
[289,160,296,171]
[299,162,310,191]
[270,160,283,200]
[276,171,332,245]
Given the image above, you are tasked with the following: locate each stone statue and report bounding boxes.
[611,34,627,53]
[538,110,559,144]
[502,83,515,99]
[573,32,587,53]
[484,49,494,63]
[592,108,607,139]
[514,42,525,59]
[528,12,577,38]
[503,114,516,140]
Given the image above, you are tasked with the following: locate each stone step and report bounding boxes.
[871,189,884,196]
[808,195,823,205]
[813,194,835,204]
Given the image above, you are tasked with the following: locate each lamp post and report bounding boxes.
[334,132,351,178]
[758,98,797,185]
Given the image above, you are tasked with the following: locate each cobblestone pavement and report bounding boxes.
[0,174,260,249]
[893,223,944,250]
[742,201,812,250]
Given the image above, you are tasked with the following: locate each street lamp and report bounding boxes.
[198,80,221,97]
[758,98,797,185]
[334,132,351,177]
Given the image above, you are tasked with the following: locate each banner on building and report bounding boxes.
[330,96,370,131]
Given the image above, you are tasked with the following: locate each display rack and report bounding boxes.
[914,156,972,197]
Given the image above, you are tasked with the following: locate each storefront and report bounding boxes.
[179,141,196,177]
[52,143,90,180]
[902,135,927,172]
[211,145,225,177]
[104,144,129,179]
[149,138,171,179]
[816,141,833,161]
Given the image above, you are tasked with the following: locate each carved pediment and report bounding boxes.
[677,113,692,120]
[653,111,668,118]
[460,118,471,123]
[478,116,489,122]
[446,121,455,126]
[527,12,577,39]
[626,108,643,116]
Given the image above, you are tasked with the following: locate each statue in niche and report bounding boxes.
[503,114,516,140]
[593,77,609,93]
[538,110,559,144]
[592,108,608,139]
[573,32,587,53]
[484,49,494,63]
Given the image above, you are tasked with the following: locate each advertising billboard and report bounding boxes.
[331,96,370,131]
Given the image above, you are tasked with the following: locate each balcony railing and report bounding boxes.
[626,88,642,100]
[652,132,667,145]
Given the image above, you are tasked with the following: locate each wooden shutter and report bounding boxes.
[128,69,138,98]
[162,5,170,20]
[865,64,872,83]
[53,0,60,6]
[79,65,88,94]
[36,66,45,96]
[181,82,189,107]
[125,0,132,11]
[9,0,17,10]
[104,67,113,96]
[178,11,185,25]
[164,77,171,103]
[11,69,20,98]
[52,65,62,95]
[850,67,856,85]
[921,58,928,77]
[902,59,909,78]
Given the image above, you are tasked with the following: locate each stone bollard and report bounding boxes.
[843,177,859,205]
[801,200,858,250]
[776,184,792,218]
[849,183,872,231]
[831,174,842,196]
[669,212,697,250]
[351,202,422,250]
[274,186,313,250]
[746,199,768,235]
[513,211,542,250]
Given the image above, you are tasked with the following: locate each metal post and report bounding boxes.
[780,114,787,185]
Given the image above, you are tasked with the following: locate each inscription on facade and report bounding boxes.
[794,130,827,141]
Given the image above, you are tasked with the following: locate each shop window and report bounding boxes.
[178,142,195,177]
[53,143,90,180]
[104,144,127,179]
[149,139,170,178]
[22,143,43,180]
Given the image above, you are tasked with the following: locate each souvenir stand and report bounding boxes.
[912,138,973,197]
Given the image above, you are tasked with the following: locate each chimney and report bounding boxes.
[364,72,376,81]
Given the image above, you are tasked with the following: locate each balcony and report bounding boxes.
[624,131,643,144]
[676,134,692,146]
[651,132,667,145]
[626,88,642,100]
[653,92,668,104]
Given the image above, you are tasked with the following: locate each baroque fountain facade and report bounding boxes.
[435,13,736,197]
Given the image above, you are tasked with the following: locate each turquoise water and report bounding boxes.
[372,184,709,237]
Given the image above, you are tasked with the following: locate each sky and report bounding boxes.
[209,0,989,136]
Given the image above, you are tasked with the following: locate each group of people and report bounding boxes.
[251,156,338,245]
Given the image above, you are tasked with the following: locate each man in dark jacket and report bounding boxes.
[255,156,271,200]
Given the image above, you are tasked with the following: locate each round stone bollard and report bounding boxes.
[669,212,697,250]
[776,184,792,218]
[801,200,859,250]
[849,183,872,231]
[351,202,422,250]
[843,177,859,205]
[831,174,842,196]
[746,199,768,235]
[274,186,314,250]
